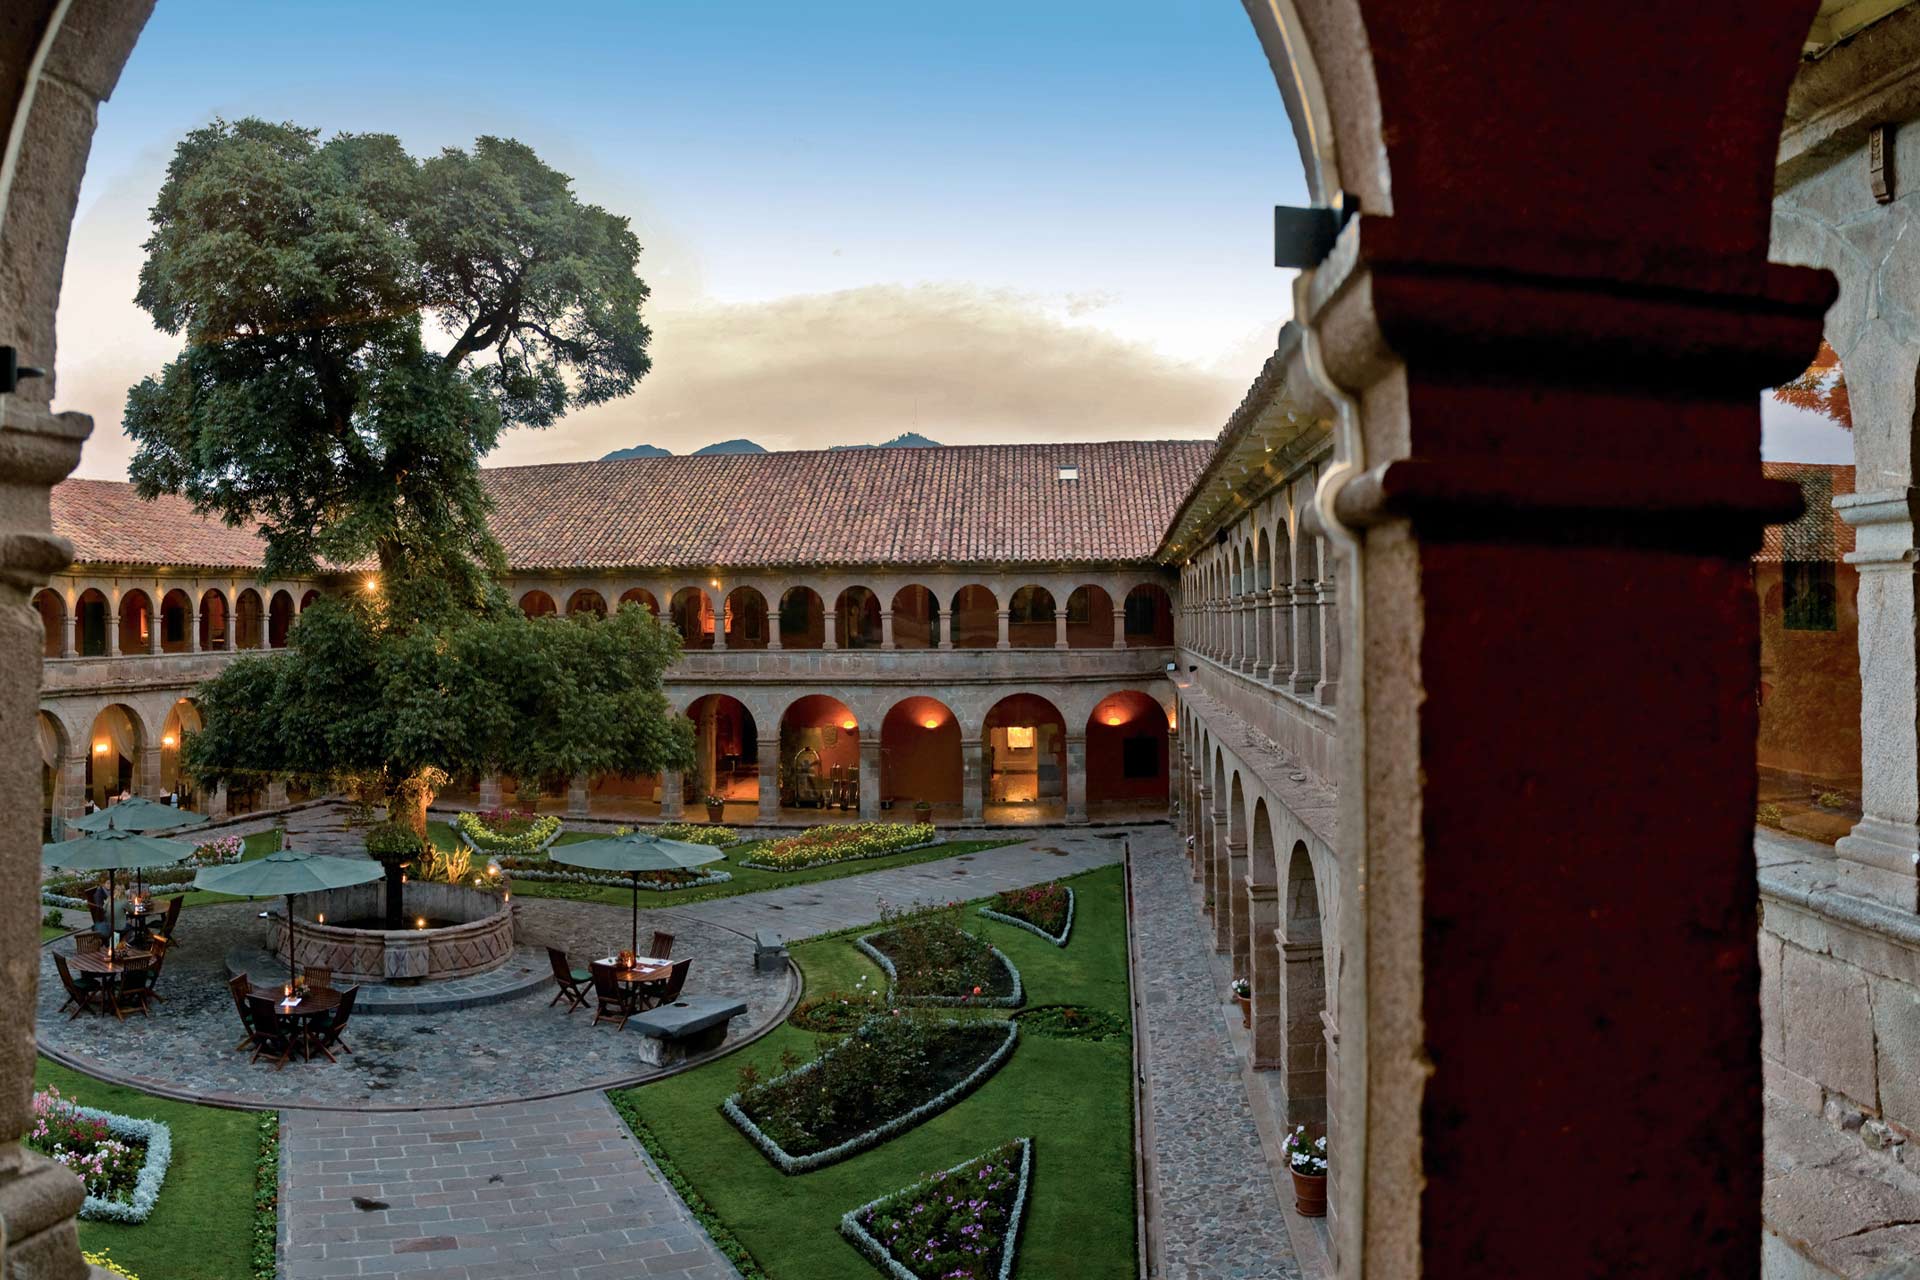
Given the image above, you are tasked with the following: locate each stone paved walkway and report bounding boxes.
[1131,835,1300,1279]
[281,1092,735,1280]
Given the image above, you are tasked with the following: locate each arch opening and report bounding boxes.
[779,694,858,812]
[881,696,962,820]
[983,692,1066,822]
[778,586,825,649]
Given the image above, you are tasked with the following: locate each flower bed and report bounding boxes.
[1013,1004,1127,1042]
[496,861,732,892]
[740,822,937,872]
[840,1138,1033,1280]
[648,822,740,847]
[978,883,1074,947]
[454,808,563,854]
[724,1017,1018,1173]
[790,974,886,1034]
[857,903,1022,1008]
[27,1085,171,1224]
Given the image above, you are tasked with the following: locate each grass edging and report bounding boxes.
[251,1112,278,1280]
[722,1020,1020,1174]
[608,1092,771,1280]
[978,886,1075,948]
[855,933,1025,1008]
[838,1136,1034,1280]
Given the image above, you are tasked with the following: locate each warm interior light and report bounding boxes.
[415,917,427,929]
[1104,713,1126,726]
[923,717,941,730]
[1006,726,1035,750]
[316,912,325,923]
[92,741,109,755]
[841,718,857,732]
[162,733,177,748]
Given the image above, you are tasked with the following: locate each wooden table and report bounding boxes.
[68,948,151,976]
[247,985,343,1062]
[594,957,670,987]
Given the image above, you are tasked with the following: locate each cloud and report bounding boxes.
[490,283,1264,464]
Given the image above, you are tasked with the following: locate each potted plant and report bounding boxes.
[704,793,726,823]
[1231,977,1252,1029]
[1282,1125,1328,1217]
[912,798,933,823]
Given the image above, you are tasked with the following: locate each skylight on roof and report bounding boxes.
[1058,465,1079,481]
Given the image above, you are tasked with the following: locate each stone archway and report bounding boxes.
[1085,689,1168,818]
[779,693,858,814]
[881,695,962,819]
[1280,840,1327,1128]
[159,697,202,804]
[684,693,758,817]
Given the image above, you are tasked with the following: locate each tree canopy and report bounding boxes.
[125,118,651,611]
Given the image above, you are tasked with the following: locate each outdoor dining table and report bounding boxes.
[596,956,672,988]
[247,984,343,1059]
[69,947,152,978]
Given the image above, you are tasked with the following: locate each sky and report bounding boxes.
[53,0,1851,479]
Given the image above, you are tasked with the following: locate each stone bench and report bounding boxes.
[629,997,748,1066]
[754,930,788,973]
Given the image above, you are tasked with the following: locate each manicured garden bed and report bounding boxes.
[858,904,1022,1007]
[726,1017,1019,1172]
[841,1137,1033,1280]
[741,822,938,872]
[28,1085,170,1223]
[612,864,1136,1279]
[979,883,1073,947]
[453,807,563,854]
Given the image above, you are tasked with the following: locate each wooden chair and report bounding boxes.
[303,966,333,992]
[108,965,155,1021]
[547,947,589,1013]
[144,938,171,1002]
[589,961,639,1030]
[148,896,182,946]
[305,986,358,1063]
[229,974,259,1051]
[53,954,105,1019]
[648,932,675,961]
[246,995,297,1070]
[73,931,104,956]
[636,958,692,1012]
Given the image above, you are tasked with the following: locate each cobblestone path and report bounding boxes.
[280,1093,735,1280]
[1131,838,1301,1279]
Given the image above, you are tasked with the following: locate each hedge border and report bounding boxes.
[499,865,733,892]
[252,1111,279,1280]
[977,886,1075,948]
[453,815,563,857]
[855,932,1024,1009]
[608,1092,771,1280]
[41,1099,172,1223]
[722,1019,1019,1174]
[838,1137,1033,1280]
[740,834,944,873]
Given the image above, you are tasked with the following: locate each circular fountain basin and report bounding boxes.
[266,881,516,984]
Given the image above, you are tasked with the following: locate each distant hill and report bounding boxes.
[692,439,768,456]
[600,443,671,461]
[829,432,944,451]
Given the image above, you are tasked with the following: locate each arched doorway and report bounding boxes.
[950,585,997,648]
[670,587,714,649]
[778,586,825,648]
[779,694,858,812]
[32,588,62,657]
[685,694,758,816]
[75,588,109,656]
[567,588,608,618]
[85,704,143,809]
[618,587,660,615]
[160,588,193,652]
[268,589,294,647]
[199,588,229,650]
[881,696,961,820]
[38,711,64,839]
[890,585,939,649]
[724,587,769,649]
[117,588,152,655]
[835,586,882,649]
[519,588,558,618]
[1007,585,1055,648]
[1248,799,1282,1071]
[982,693,1066,821]
[235,588,264,648]
[160,698,202,805]
[1086,690,1169,818]
[1065,585,1114,647]
[1282,840,1327,1127]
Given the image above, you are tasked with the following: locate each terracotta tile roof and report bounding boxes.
[53,479,272,570]
[53,440,1216,573]
[1758,462,1855,564]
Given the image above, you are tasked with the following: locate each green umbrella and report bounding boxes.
[43,827,197,947]
[71,796,209,835]
[551,831,724,959]
[195,848,386,991]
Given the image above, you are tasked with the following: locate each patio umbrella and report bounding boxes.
[70,799,210,898]
[194,848,385,991]
[550,831,724,959]
[43,826,196,947]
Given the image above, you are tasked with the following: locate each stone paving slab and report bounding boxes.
[1131,834,1300,1279]
[280,1092,738,1279]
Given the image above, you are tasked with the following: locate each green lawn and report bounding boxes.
[611,863,1136,1279]
[426,821,1018,910]
[32,1057,259,1280]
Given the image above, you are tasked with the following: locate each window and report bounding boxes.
[1058,466,1079,481]
[1782,560,1837,632]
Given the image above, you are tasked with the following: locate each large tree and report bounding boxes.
[130,120,690,918]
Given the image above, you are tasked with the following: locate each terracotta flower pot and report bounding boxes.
[1291,1169,1327,1217]
[1236,992,1252,1029]
[705,803,726,823]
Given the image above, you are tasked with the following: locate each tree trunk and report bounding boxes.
[380,857,406,931]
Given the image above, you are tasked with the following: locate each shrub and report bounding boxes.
[252,1112,278,1280]
[454,809,562,854]
[413,841,474,884]
[790,974,886,1034]
[1015,1004,1128,1042]
[42,907,67,929]
[365,821,428,864]
[841,1138,1032,1280]
[622,822,738,846]
[1756,803,1786,828]
[744,822,936,872]
[861,902,1020,1005]
[1816,789,1853,809]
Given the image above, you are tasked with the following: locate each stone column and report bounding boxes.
[858,738,882,820]
[257,604,271,650]
[1209,806,1230,951]
[880,608,894,650]
[939,605,954,650]
[136,744,160,799]
[659,770,684,820]
[1241,595,1257,671]
[1316,576,1340,707]
[477,773,503,810]
[1053,611,1068,650]
[1248,882,1282,1069]
[59,605,74,658]
[995,608,1011,650]
[767,613,782,650]
[1228,832,1251,973]
[1280,936,1328,1126]
[56,752,86,830]
[224,583,238,651]
[187,595,200,653]
[106,594,119,656]
[1063,734,1087,823]
[1290,580,1319,694]
[1168,731,1181,818]
[711,594,726,651]
[962,739,986,822]
[148,585,162,655]
[1267,586,1292,684]
[1255,590,1272,674]
[1224,593,1238,665]
[565,772,590,819]
[1192,781,1210,882]
[822,609,838,651]
[265,779,289,811]
[1111,605,1127,649]
[757,739,781,822]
